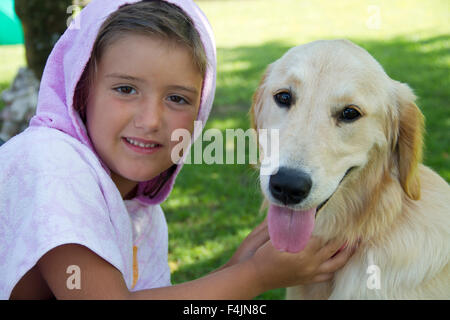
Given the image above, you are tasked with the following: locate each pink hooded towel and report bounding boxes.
[0,0,216,299]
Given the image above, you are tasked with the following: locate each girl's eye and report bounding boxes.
[114,86,136,95]
[274,91,292,108]
[339,105,362,122]
[167,95,189,105]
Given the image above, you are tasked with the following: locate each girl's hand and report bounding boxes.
[249,236,358,291]
[222,217,358,290]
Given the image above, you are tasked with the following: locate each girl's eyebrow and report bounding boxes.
[166,85,199,96]
[105,73,146,83]
[105,74,198,95]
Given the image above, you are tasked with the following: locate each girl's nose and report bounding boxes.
[133,99,164,132]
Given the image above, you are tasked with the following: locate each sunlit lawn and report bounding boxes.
[0,0,448,299]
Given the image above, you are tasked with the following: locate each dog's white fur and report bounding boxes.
[251,39,450,299]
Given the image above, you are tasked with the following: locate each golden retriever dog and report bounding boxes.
[251,39,450,299]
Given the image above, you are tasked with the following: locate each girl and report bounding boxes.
[0,0,356,299]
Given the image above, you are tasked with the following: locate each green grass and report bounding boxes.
[0,44,26,110]
[1,0,448,299]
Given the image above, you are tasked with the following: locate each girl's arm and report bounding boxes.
[36,237,355,300]
[36,243,262,299]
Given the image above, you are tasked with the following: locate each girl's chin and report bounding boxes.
[124,166,172,181]
[113,161,174,184]
[112,167,159,183]
[122,173,160,183]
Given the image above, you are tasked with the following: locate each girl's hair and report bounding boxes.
[74,0,207,199]
[73,0,207,123]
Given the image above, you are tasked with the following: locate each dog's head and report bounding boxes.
[251,40,424,252]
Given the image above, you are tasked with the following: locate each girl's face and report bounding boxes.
[86,34,203,198]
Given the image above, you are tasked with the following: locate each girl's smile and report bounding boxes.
[85,34,203,198]
[122,137,162,154]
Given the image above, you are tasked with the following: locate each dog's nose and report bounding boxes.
[269,167,312,205]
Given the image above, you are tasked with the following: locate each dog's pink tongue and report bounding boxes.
[268,204,316,253]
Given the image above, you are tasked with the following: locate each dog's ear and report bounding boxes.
[250,64,272,130]
[394,82,424,200]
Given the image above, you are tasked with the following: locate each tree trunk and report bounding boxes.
[14,0,73,80]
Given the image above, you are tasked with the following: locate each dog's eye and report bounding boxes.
[340,106,362,122]
[274,91,292,108]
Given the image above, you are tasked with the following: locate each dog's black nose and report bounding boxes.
[269,167,312,205]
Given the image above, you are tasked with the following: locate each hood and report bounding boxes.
[29,0,216,205]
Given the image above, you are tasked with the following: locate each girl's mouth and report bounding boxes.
[122,137,162,154]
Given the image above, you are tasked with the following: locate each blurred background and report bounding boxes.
[0,0,448,299]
